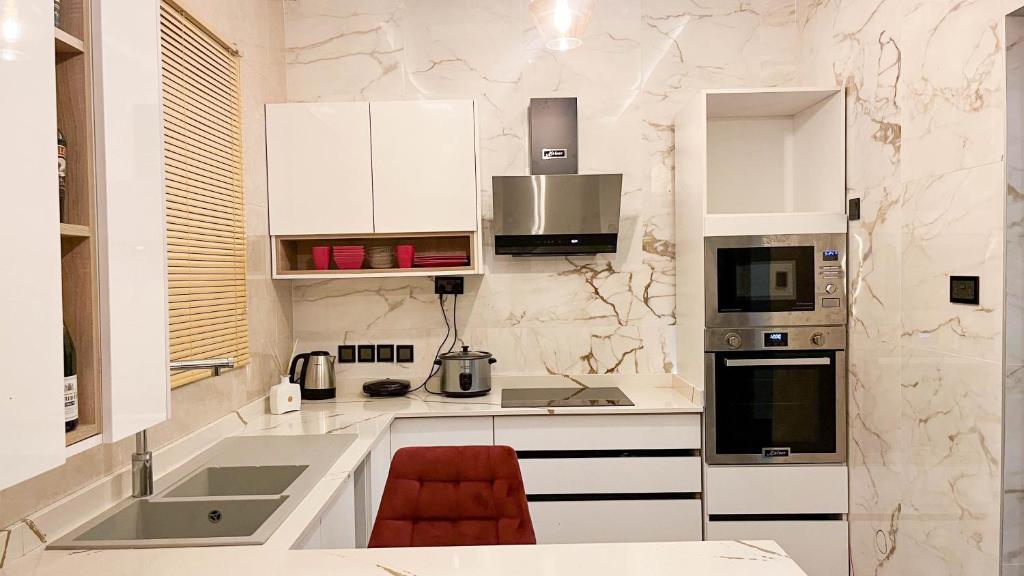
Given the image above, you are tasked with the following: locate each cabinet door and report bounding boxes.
[369,100,478,233]
[92,0,170,441]
[389,416,493,457]
[266,103,373,236]
[0,0,67,489]
[368,432,391,530]
[529,499,703,544]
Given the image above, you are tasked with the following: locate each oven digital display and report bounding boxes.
[763,332,789,347]
[823,250,840,261]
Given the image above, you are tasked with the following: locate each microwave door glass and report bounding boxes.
[717,246,816,313]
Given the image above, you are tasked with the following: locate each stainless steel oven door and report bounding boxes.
[705,234,847,328]
[704,328,847,465]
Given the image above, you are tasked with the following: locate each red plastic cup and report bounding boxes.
[312,246,330,270]
[396,245,414,268]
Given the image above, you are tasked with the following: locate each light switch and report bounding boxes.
[950,276,980,305]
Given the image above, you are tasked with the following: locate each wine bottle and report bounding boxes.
[64,323,78,433]
[54,0,62,27]
[57,129,67,222]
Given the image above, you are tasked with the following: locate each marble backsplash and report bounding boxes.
[284,0,800,380]
[799,0,1011,574]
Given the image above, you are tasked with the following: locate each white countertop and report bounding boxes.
[0,375,772,576]
[1,540,805,576]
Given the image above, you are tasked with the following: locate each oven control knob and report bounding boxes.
[825,283,837,294]
[810,332,825,347]
[725,333,742,349]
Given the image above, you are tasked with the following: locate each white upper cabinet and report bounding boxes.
[266,103,374,236]
[0,0,67,489]
[369,100,478,233]
[92,0,170,442]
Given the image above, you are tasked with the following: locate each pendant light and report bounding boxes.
[530,0,596,52]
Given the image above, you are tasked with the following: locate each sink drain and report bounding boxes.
[208,510,222,524]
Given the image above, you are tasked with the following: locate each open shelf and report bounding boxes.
[60,223,91,238]
[54,28,84,54]
[703,87,846,236]
[273,232,480,279]
[57,0,101,447]
[65,423,100,447]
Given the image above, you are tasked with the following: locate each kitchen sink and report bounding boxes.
[74,497,288,545]
[163,465,308,497]
[49,434,356,549]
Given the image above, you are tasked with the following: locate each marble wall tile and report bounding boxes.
[1006,14,1024,570]
[900,163,1004,362]
[284,0,800,379]
[283,0,405,101]
[1004,364,1024,565]
[848,184,902,343]
[900,0,1006,182]
[897,349,1002,576]
[799,1,1011,574]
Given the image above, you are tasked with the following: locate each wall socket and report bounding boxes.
[338,344,414,363]
[434,276,464,295]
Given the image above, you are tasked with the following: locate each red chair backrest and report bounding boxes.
[368,445,537,547]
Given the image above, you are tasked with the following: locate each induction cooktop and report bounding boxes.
[500,387,634,408]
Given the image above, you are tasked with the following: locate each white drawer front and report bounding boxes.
[706,465,847,514]
[519,457,701,494]
[706,520,849,576]
[529,499,703,544]
[390,416,493,457]
[494,414,701,451]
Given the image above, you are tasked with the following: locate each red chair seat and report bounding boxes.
[368,445,536,547]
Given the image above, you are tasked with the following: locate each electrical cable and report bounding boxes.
[448,293,459,353]
[407,294,451,394]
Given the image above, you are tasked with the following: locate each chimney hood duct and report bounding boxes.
[492,98,623,255]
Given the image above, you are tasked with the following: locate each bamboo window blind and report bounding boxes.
[160,1,249,388]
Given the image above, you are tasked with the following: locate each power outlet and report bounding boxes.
[434,276,464,295]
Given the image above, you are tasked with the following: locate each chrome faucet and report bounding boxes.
[132,358,236,498]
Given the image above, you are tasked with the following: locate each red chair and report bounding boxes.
[368,445,536,547]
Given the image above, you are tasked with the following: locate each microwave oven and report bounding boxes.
[704,234,847,328]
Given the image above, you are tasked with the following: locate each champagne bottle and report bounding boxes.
[64,323,78,432]
[57,129,67,222]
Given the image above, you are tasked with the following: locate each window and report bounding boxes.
[159,0,249,388]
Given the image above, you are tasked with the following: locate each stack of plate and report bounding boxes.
[332,246,365,270]
[367,246,395,269]
[413,250,469,268]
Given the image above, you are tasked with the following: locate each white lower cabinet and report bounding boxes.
[705,465,849,575]
[341,414,706,549]
[519,457,702,494]
[389,416,493,456]
[530,499,703,544]
[706,520,849,576]
[495,414,704,545]
[706,465,848,515]
[368,432,391,534]
[295,476,357,550]
[494,414,701,450]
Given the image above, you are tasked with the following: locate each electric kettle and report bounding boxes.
[289,350,336,400]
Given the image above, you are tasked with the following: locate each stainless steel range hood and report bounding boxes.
[492,98,623,255]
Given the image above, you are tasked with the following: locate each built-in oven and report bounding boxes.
[705,234,846,328]
[704,326,847,465]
